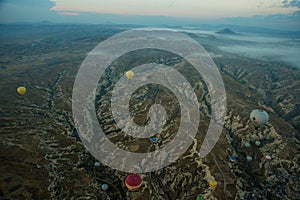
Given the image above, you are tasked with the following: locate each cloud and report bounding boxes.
[218,34,300,68]
[59,11,80,16]
[50,0,300,18]
[218,42,300,68]
[0,0,299,30]
[0,0,59,23]
[282,0,300,8]
[0,0,55,8]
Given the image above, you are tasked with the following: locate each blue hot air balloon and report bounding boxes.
[230,155,236,162]
[151,137,157,143]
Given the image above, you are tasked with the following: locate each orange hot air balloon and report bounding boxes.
[125,70,134,80]
[125,174,142,191]
[17,86,26,95]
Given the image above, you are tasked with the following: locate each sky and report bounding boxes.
[0,0,300,30]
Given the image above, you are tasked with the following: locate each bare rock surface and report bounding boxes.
[0,25,299,199]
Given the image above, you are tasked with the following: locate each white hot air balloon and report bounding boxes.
[250,109,269,124]
[265,155,272,160]
[246,156,253,161]
[255,141,261,146]
[245,142,251,148]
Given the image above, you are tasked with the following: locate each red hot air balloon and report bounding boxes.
[125,174,142,191]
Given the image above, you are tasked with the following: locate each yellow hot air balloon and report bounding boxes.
[125,70,134,80]
[17,86,26,95]
[209,181,217,189]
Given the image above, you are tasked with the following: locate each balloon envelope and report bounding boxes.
[102,184,108,191]
[125,71,134,80]
[151,137,157,142]
[209,181,217,189]
[125,174,142,191]
[265,155,272,160]
[255,141,261,146]
[250,109,269,124]
[230,155,236,161]
[246,156,253,161]
[245,142,251,148]
[17,86,26,95]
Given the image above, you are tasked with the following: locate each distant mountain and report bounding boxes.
[216,28,237,35]
[191,24,300,38]
[37,20,54,25]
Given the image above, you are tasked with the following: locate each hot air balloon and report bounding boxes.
[209,181,217,189]
[17,86,26,95]
[196,196,203,200]
[246,155,253,161]
[151,137,157,143]
[265,155,271,160]
[230,155,236,162]
[125,174,142,191]
[94,162,100,167]
[250,109,269,124]
[255,141,261,146]
[102,183,109,191]
[245,142,251,148]
[125,70,134,80]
